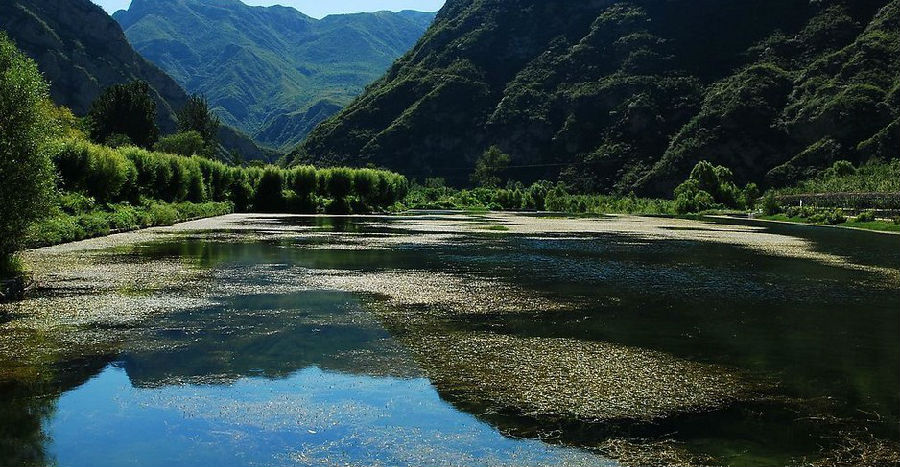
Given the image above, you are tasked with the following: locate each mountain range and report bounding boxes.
[0,0,275,161]
[113,0,435,150]
[294,0,899,194]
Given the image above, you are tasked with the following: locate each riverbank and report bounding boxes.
[23,201,234,250]
[753,213,900,233]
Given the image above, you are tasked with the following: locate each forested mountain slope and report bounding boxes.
[294,0,899,193]
[114,0,435,150]
[0,0,275,161]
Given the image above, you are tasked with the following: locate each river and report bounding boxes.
[1,212,898,466]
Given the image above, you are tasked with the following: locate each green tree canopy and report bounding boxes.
[88,80,159,149]
[177,94,220,155]
[0,34,56,278]
[154,131,207,157]
[471,146,511,188]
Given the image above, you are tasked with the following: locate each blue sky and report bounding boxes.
[93,0,444,18]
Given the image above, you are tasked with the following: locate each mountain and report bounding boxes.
[294,0,899,194]
[113,0,436,150]
[0,0,276,161]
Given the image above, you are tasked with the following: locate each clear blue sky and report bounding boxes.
[93,0,444,18]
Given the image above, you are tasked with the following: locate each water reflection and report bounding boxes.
[0,213,897,466]
[118,291,409,387]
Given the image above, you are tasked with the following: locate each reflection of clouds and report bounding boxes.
[90,365,609,467]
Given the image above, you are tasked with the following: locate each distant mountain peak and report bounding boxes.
[115,0,435,150]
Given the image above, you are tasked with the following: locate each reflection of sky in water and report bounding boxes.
[48,365,610,467]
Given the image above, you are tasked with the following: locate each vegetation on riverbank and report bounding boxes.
[0,33,56,279]
[401,157,900,235]
[771,159,899,195]
[25,198,234,248]
[0,35,409,280]
[403,179,675,215]
[51,138,408,215]
[757,159,900,231]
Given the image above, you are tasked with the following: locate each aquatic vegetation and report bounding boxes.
[401,331,765,421]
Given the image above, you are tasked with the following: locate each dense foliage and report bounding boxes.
[0,34,55,278]
[88,80,160,149]
[113,0,435,149]
[758,159,900,231]
[0,0,275,161]
[295,0,899,196]
[175,94,220,157]
[404,180,673,215]
[673,162,760,214]
[50,139,408,214]
[471,146,511,188]
[773,158,900,195]
[27,199,234,248]
[154,131,209,158]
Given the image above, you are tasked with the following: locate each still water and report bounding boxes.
[1,213,898,466]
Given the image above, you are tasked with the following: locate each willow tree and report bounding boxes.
[0,34,56,278]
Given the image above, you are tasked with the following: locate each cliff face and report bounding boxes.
[114,0,435,150]
[295,0,899,193]
[0,0,274,160]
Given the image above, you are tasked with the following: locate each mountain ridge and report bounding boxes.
[113,0,436,150]
[0,0,275,161]
[294,0,899,194]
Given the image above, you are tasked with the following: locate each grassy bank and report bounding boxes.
[757,213,900,233]
[25,197,234,248]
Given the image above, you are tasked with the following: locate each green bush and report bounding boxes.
[674,178,716,214]
[404,180,674,215]
[154,131,208,157]
[825,209,847,225]
[855,210,877,222]
[25,201,234,248]
[0,34,56,277]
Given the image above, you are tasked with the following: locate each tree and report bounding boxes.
[253,167,285,212]
[177,94,220,157]
[88,80,159,149]
[154,131,207,157]
[674,160,760,213]
[0,34,56,278]
[471,146,511,188]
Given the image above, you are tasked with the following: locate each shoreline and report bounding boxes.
[21,209,900,255]
[707,214,900,235]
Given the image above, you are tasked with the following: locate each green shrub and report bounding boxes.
[761,191,782,216]
[147,203,179,225]
[25,201,233,248]
[154,131,208,157]
[674,178,716,214]
[855,210,877,222]
[825,209,847,225]
[471,146,511,188]
[86,144,134,203]
[58,192,96,215]
[229,173,253,212]
[742,183,761,210]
